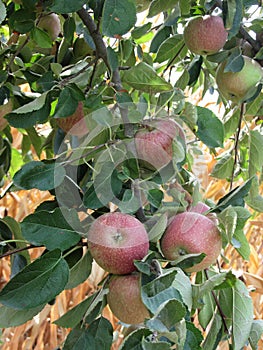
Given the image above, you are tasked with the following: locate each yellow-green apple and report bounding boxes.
[37,13,61,41]
[0,100,13,131]
[160,211,222,272]
[87,212,149,275]
[134,118,185,170]
[107,273,150,324]
[216,56,263,103]
[183,15,228,55]
[56,102,89,137]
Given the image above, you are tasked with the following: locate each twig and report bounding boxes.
[133,179,147,222]
[77,7,134,137]
[230,103,245,190]
[0,244,39,259]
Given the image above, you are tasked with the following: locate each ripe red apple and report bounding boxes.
[56,102,89,137]
[0,100,13,131]
[183,15,228,55]
[107,273,150,324]
[189,201,218,224]
[160,211,222,272]
[87,212,149,275]
[37,13,61,41]
[216,56,263,103]
[134,119,185,170]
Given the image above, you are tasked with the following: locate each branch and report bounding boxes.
[77,7,134,137]
[0,244,39,259]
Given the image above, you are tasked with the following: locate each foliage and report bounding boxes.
[0,0,263,349]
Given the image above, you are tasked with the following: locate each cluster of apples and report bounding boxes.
[183,15,263,104]
[87,202,222,324]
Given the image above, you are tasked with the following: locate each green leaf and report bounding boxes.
[122,62,173,93]
[63,317,113,349]
[131,23,152,40]
[249,129,263,177]
[31,27,53,48]
[21,208,82,251]
[107,47,119,72]
[210,154,235,179]
[179,0,190,15]
[49,0,86,13]
[102,0,136,37]
[198,292,216,330]
[13,161,66,191]
[119,328,152,350]
[232,229,250,260]
[196,106,224,148]
[150,26,172,53]
[155,35,184,63]
[148,0,179,18]
[0,304,45,328]
[6,92,51,128]
[184,321,203,350]
[54,85,84,119]
[0,249,69,310]
[147,189,164,208]
[142,338,171,350]
[249,320,263,350]
[0,1,6,25]
[224,48,244,73]
[202,314,223,350]
[215,178,253,211]
[65,250,93,289]
[146,299,186,332]
[224,0,243,39]
[219,279,254,349]
[146,213,168,242]
[246,176,263,212]
[141,270,183,314]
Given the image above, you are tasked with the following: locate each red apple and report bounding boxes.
[87,212,149,275]
[107,273,150,324]
[0,99,13,131]
[37,13,61,41]
[134,119,185,170]
[160,211,222,272]
[189,201,218,224]
[56,102,89,137]
[183,15,228,55]
[216,56,263,103]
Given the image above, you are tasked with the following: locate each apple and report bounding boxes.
[216,56,263,103]
[189,201,218,224]
[73,36,94,60]
[183,15,228,55]
[107,273,150,324]
[56,102,89,137]
[134,119,185,170]
[0,100,13,131]
[37,13,61,41]
[160,211,222,272]
[87,212,149,275]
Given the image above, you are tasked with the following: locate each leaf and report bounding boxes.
[0,249,69,310]
[0,304,45,328]
[215,178,253,212]
[146,213,168,242]
[13,160,66,191]
[224,0,243,39]
[102,0,136,38]
[184,321,203,350]
[150,26,172,53]
[249,129,263,177]
[219,279,254,349]
[232,229,250,260]
[53,85,84,119]
[49,0,86,13]
[122,62,173,93]
[146,299,186,333]
[6,92,51,128]
[54,289,107,328]
[223,48,244,73]
[0,1,6,25]
[210,154,235,179]
[202,314,223,350]
[142,338,171,350]
[30,27,53,48]
[249,320,263,350]
[63,328,94,350]
[65,250,93,289]
[141,270,183,314]
[196,106,224,148]
[107,46,119,72]
[155,35,184,63]
[119,328,152,350]
[148,0,179,18]
[21,208,82,251]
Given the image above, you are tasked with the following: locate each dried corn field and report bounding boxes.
[0,110,263,349]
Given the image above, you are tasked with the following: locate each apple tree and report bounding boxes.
[0,0,263,349]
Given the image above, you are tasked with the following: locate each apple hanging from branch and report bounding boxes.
[37,13,61,41]
[87,212,149,275]
[183,15,228,56]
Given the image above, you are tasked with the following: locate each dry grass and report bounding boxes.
[0,122,262,349]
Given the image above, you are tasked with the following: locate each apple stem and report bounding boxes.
[204,269,229,334]
[230,103,245,190]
